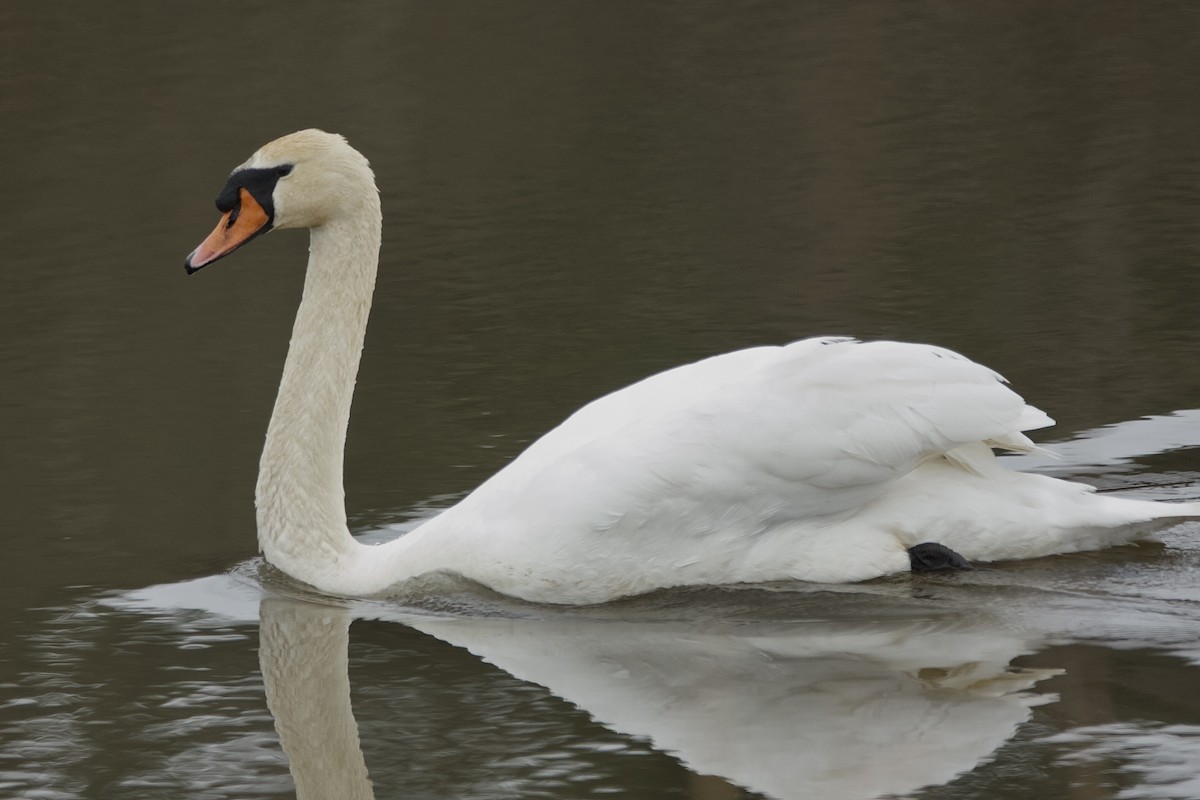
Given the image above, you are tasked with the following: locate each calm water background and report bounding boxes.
[3,2,1200,798]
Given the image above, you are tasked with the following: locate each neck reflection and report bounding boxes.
[260,598,374,800]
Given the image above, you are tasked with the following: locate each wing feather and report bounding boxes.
[459,337,1052,537]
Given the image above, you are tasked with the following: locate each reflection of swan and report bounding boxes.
[185,128,1200,604]
[259,599,374,800]
[258,594,1059,800]
[410,615,1060,800]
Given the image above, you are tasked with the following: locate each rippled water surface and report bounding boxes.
[4,2,1200,798]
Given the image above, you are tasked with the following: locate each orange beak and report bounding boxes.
[185,188,271,274]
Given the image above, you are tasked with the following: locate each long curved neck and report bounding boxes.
[255,201,384,593]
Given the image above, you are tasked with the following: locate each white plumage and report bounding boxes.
[185,130,1200,604]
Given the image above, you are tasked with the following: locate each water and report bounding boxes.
[3,2,1200,798]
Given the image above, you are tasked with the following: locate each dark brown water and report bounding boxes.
[4,2,1200,798]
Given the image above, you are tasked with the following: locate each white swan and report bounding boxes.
[185,129,1200,604]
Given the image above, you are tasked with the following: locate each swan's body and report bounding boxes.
[186,129,1200,604]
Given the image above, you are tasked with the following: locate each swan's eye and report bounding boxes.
[276,164,294,178]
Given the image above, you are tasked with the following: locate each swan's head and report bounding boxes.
[184,129,376,274]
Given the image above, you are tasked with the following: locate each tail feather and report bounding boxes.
[1145,500,1200,520]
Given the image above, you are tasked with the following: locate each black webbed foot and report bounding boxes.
[907,542,973,572]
